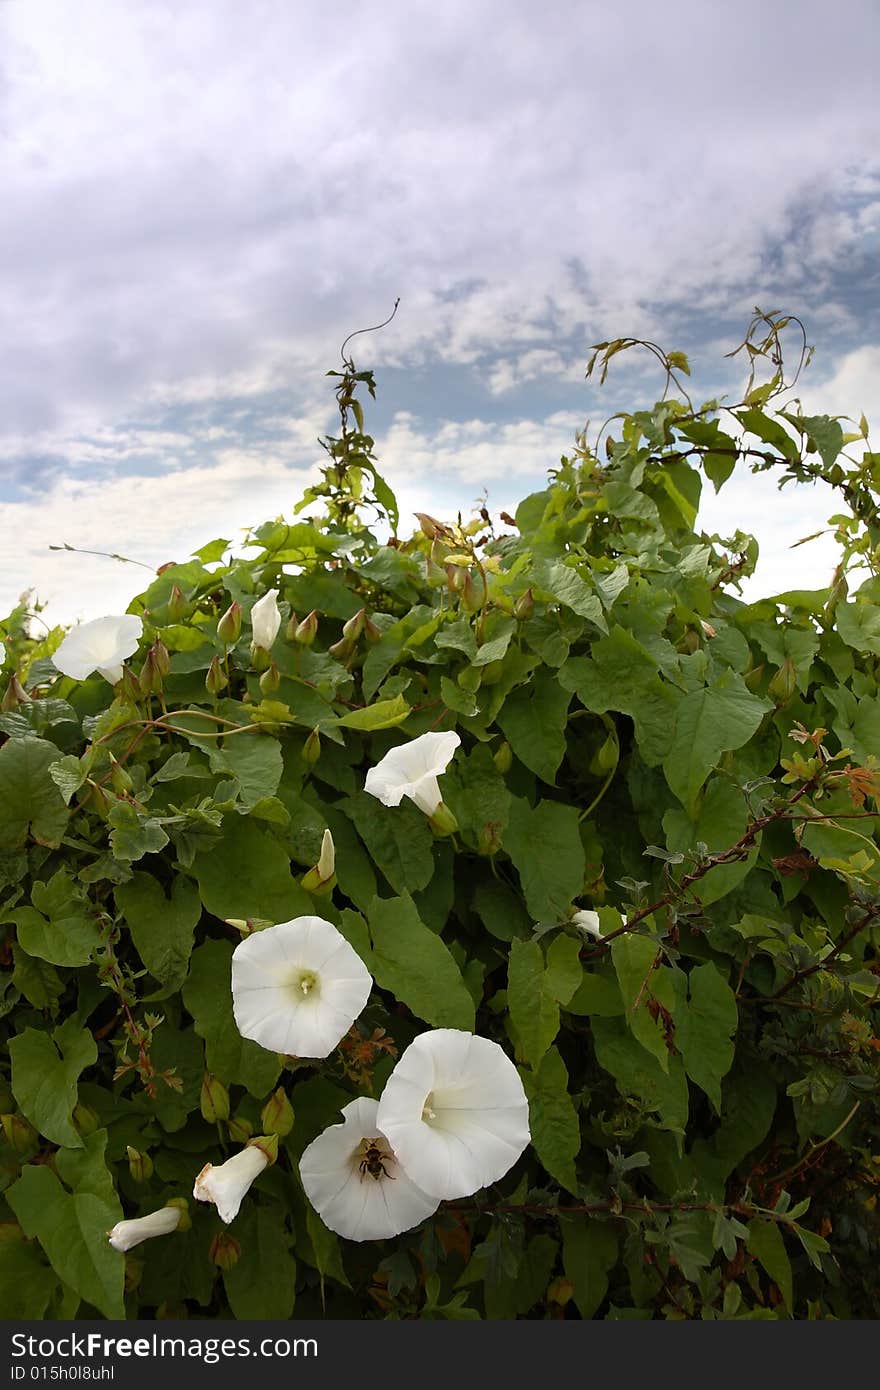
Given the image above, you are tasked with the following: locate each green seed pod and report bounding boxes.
[217,601,242,645]
[260,1087,294,1137]
[126,1145,154,1183]
[200,1073,230,1124]
[259,660,281,695]
[205,655,228,696]
[493,740,513,774]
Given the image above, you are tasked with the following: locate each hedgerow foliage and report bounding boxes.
[2,310,880,1320]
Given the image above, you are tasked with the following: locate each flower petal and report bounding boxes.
[299,1097,439,1241]
[376,1029,530,1199]
[52,615,143,683]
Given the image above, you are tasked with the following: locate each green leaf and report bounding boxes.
[194,816,313,922]
[442,742,511,841]
[10,868,104,966]
[183,939,281,1095]
[107,801,170,862]
[535,560,607,631]
[690,1064,777,1193]
[0,1236,58,1318]
[505,798,585,922]
[748,1218,793,1313]
[342,791,435,895]
[561,628,679,765]
[566,967,624,1017]
[780,412,844,469]
[562,1217,618,1319]
[366,892,474,1030]
[520,1046,580,1193]
[675,963,737,1112]
[7,1134,124,1320]
[736,408,800,462]
[508,940,560,1068]
[497,668,572,783]
[10,1018,98,1147]
[209,735,283,808]
[223,1204,296,1319]
[116,871,201,995]
[12,944,64,1010]
[591,1017,689,1134]
[472,877,532,942]
[663,669,771,812]
[836,600,880,657]
[336,695,411,730]
[611,934,670,1071]
[0,737,69,849]
[544,934,583,1005]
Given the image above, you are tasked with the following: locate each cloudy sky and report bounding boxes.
[1,0,878,626]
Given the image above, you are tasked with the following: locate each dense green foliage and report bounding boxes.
[2,311,879,1319]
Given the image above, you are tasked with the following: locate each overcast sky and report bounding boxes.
[1,0,878,625]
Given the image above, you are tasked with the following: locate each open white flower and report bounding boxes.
[376,1030,530,1200]
[193,1143,269,1224]
[107,1205,182,1252]
[52,614,143,685]
[0,641,5,665]
[364,731,461,815]
[231,915,372,1058]
[250,589,281,651]
[571,909,603,940]
[299,1097,439,1242]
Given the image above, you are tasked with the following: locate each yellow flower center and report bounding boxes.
[294,969,319,999]
[422,1093,438,1122]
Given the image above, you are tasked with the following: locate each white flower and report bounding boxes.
[52,614,143,685]
[571,910,603,940]
[316,828,335,881]
[107,1205,182,1252]
[250,589,281,651]
[364,731,461,816]
[193,1144,268,1224]
[0,641,5,665]
[299,1097,439,1242]
[376,1030,530,1200]
[231,915,372,1059]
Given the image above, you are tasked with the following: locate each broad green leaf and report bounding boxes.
[497,668,572,783]
[561,628,679,765]
[591,1017,689,1134]
[209,734,283,807]
[471,876,532,942]
[442,742,511,841]
[12,944,64,1010]
[116,871,201,995]
[0,737,69,849]
[507,940,560,1068]
[563,1218,618,1319]
[779,412,843,469]
[342,791,434,895]
[736,407,799,462]
[108,801,170,862]
[675,963,737,1112]
[663,669,771,812]
[611,934,670,1071]
[9,868,103,966]
[520,1046,579,1193]
[0,1236,58,1318]
[505,798,585,922]
[7,1131,124,1320]
[535,560,607,631]
[223,1204,296,1319]
[183,939,281,1095]
[10,1018,97,1147]
[194,817,312,922]
[366,892,474,1030]
[566,968,624,1016]
[663,776,759,906]
[748,1218,793,1313]
[836,600,880,657]
[544,934,583,1005]
[690,1064,777,1193]
[335,695,411,730]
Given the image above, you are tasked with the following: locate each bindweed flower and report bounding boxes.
[376,1029,530,1200]
[107,1205,183,1253]
[250,589,281,651]
[571,910,603,940]
[299,1097,439,1242]
[231,915,372,1058]
[52,615,143,686]
[193,1137,276,1224]
[0,641,5,664]
[364,731,461,816]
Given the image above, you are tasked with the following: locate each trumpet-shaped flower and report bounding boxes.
[107,1205,182,1252]
[231,915,372,1059]
[52,614,143,686]
[0,642,5,665]
[250,589,281,651]
[571,909,603,940]
[364,731,461,816]
[193,1143,269,1224]
[299,1097,439,1241]
[376,1029,530,1200]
